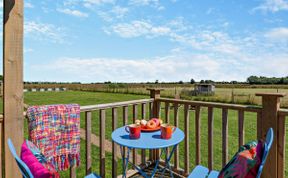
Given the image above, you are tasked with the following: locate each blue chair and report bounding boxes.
[85,173,101,178]
[188,128,274,178]
[7,138,34,178]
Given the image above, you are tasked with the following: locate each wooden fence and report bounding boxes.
[0,90,287,178]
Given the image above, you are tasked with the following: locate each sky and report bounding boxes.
[1,0,288,83]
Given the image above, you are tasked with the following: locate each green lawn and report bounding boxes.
[11,91,288,177]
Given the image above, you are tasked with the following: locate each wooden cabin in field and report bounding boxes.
[193,83,215,95]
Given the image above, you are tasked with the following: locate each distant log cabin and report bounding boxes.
[192,83,215,95]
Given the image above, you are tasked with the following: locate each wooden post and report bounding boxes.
[256,93,285,178]
[3,0,24,178]
[147,88,163,161]
[147,88,163,118]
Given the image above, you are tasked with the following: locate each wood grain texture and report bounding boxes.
[3,0,24,177]
[85,111,92,175]
[277,115,286,178]
[141,103,146,164]
[132,104,138,165]
[70,165,76,178]
[222,108,228,167]
[184,104,190,175]
[258,94,283,178]
[208,107,214,170]
[157,98,260,112]
[100,109,106,177]
[238,110,244,147]
[0,121,2,178]
[195,106,201,165]
[112,108,118,178]
[173,103,179,170]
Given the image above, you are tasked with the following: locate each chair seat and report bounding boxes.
[85,173,101,178]
[207,170,219,178]
[188,165,219,178]
[188,165,209,178]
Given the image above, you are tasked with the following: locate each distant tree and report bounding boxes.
[178,80,184,84]
[190,78,195,84]
[200,80,205,83]
[155,80,159,84]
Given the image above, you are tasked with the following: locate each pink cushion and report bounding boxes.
[20,140,59,178]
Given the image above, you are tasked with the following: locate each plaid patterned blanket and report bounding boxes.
[27,104,80,171]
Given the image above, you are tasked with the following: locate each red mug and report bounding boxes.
[125,124,141,139]
[161,124,176,139]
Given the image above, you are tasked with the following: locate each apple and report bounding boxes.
[151,118,160,126]
[140,119,147,126]
[135,119,141,125]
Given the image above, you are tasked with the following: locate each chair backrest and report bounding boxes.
[256,128,274,178]
[7,139,34,178]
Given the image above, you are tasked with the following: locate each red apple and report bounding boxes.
[151,118,160,126]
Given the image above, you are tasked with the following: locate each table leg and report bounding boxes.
[160,145,178,178]
[120,146,131,178]
[150,148,165,177]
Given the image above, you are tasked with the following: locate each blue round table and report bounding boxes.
[112,126,185,178]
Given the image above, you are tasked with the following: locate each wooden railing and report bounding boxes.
[156,98,262,176]
[0,115,3,178]
[78,98,154,178]
[0,90,287,178]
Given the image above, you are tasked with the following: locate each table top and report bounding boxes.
[111,126,185,149]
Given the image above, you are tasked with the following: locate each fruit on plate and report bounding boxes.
[159,119,163,125]
[140,119,147,126]
[146,120,157,129]
[151,118,160,126]
[135,119,141,125]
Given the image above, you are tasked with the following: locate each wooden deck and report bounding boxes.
[119,164,185,178]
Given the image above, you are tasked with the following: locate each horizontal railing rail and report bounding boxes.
[80,98,154,112]
[1,90,287,178]
[155,97,263,176]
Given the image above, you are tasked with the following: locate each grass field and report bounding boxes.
[77,86,288,108]
[18,91,288,177]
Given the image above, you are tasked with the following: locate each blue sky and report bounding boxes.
[2,0,288,83]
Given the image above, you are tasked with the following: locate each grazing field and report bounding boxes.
[16,91,288,176]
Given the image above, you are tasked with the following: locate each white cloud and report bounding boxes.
[129,0,164,10]
[83,0,115,8]
[29,55,227,82]
[25,2,34,8]
[253,0,288,12]
[265,27,288,40]
[57,8,89,18]
[97,6,129,22]
[110,20,171,38]
[24,21,66,43]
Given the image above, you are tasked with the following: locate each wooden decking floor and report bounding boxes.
[124,163,185,178]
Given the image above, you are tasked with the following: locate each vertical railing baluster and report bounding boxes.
[257,111,262,140]
[165,102,170,160]
[132,104,138,165]
[278,115,286,178]
[222,108,228,167]
[184,104,190,175]
[149,102,153,160]
[70,166,76,178]
[238,110,244,147]
[0,120,3,178]
[112,108,118,178]
[100,109,106,177]
[123,106,128,160]
[141,103,146,164]
[174,102,179,170]
[208,107,214,170]
[85,111,92,175]
[195,106,201,165]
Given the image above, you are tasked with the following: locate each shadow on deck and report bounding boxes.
[119,163,186,178]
